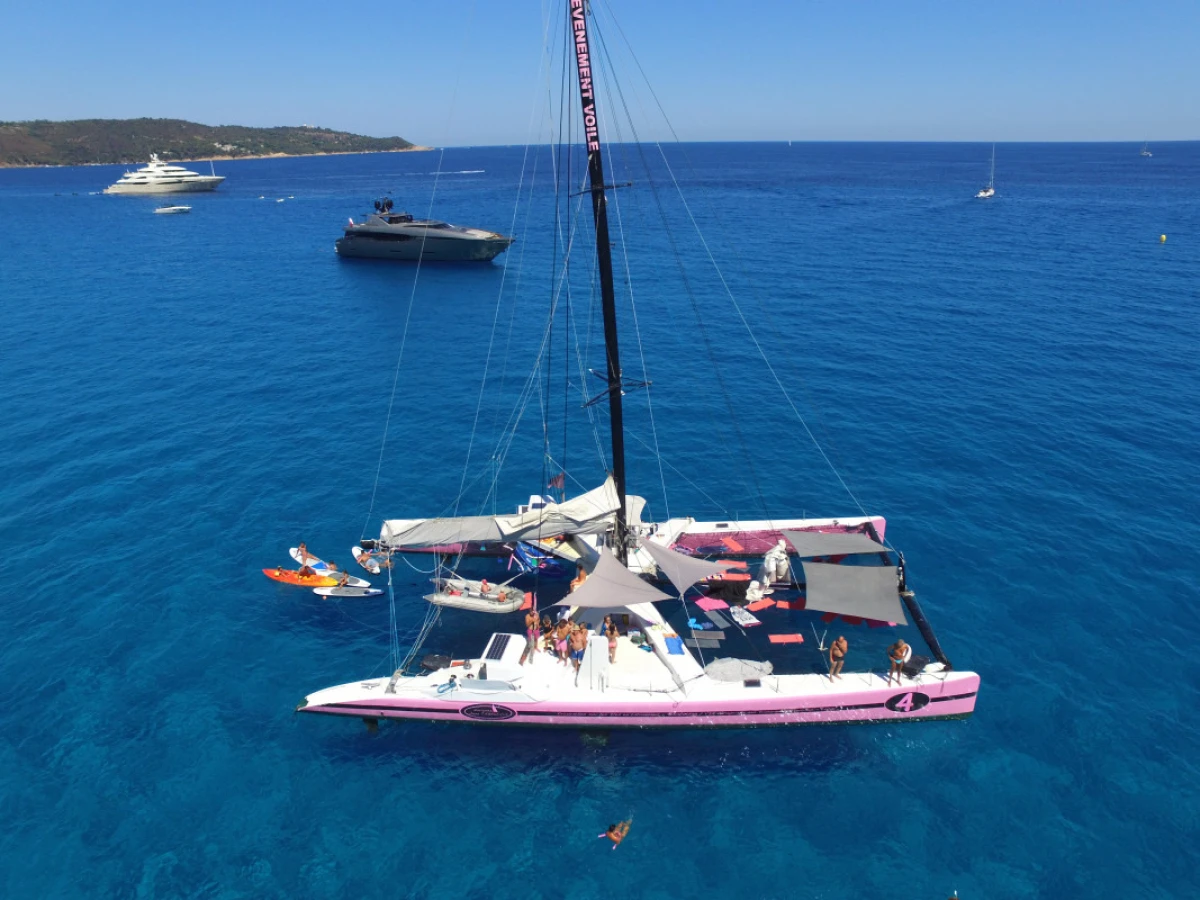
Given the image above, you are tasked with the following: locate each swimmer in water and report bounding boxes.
[598,819,631,849]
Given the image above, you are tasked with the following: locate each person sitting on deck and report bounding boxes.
[599,819,631,849]
[570,566,588,592]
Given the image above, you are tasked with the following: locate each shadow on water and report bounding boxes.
[309,714,869,778]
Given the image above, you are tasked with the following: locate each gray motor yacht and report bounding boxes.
[335,198,513,262]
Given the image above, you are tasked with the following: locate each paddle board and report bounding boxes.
[263,568,338,587]
[289,547,333,570]
[352,546,381,575]
[313,586,384,598]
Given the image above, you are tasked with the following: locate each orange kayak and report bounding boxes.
[263,568,338,587]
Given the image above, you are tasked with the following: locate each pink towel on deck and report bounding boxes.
[696,597,729,611]
[768,633,804,644]
[747,599,775,612]
[519,592,533,611]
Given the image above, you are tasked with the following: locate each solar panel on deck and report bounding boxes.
[485,634,511,660]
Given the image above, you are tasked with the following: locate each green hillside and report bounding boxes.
[0,118,419,166]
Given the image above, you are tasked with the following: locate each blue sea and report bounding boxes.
[1,142,1197,899]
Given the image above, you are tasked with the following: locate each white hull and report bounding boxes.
[299,620,980,729]
[105,178,224,195]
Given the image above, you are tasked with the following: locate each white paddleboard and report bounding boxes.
[352,546,381,575]
[290,547,331,570]
[313,586,383,598]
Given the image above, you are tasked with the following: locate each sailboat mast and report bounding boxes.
[570,0,629,560]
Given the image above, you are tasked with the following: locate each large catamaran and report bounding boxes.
[297,0,980,729]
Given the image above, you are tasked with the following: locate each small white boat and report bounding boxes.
[976,144,996,198]
[154,205,192,215]
[1140,142,1153,158]
[425,576,526,614]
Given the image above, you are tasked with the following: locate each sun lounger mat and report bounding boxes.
[704,610,732,629]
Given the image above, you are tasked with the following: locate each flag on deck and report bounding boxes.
[548,472,565,489]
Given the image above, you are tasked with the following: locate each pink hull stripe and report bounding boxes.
[302,675,979,728]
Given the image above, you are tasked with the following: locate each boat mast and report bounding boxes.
[570,0,629,561]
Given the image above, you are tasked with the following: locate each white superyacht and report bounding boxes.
[103,154,224,195]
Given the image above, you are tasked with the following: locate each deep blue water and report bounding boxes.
[1,142,1198,899]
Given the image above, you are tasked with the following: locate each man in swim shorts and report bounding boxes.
[569,624,588,671]
[829,635,847,680]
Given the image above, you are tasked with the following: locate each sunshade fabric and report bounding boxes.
[782,530,887,558]
[800,561,908,625]
[552,549,673,608]
[638,538,739,595]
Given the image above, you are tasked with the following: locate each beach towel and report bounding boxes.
[696,597,729,611]
[767,634,804,644]
[664,636,685,655]
[747,599,775,612]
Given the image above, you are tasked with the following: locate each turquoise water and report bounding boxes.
[1,143,1197,898]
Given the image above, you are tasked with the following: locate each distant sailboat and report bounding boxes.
[976,144,996,199]
[1140,142,1153,158]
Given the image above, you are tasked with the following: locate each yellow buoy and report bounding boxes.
[1160,234,1167,243]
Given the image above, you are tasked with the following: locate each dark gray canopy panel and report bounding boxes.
[553,549,673,608]
[637,538,738,595]
[800,561,908,624]
[782,530,886,558]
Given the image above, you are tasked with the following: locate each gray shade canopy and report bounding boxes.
[553,549,673,608]
[800,561,908,624]
[782,529,887,558]
[637,538,739,595]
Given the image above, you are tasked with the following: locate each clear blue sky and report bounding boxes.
[2,0,1195,144]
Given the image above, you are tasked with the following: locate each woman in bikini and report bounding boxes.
[887,638,909,685]
[554,619,571,664]
[606,620,619,663]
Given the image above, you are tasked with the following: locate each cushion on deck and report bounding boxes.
[767,633,805,644]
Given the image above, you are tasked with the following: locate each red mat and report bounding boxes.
[768,634,804,644]
[720,536,745,552]
[519,592,534,611]
[747,599,775,612]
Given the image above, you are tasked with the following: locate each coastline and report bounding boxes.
[0,146,435,170]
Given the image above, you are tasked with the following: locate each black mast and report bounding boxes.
[570,0,628,561]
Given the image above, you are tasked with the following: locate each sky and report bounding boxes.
[1,0,1196,145]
